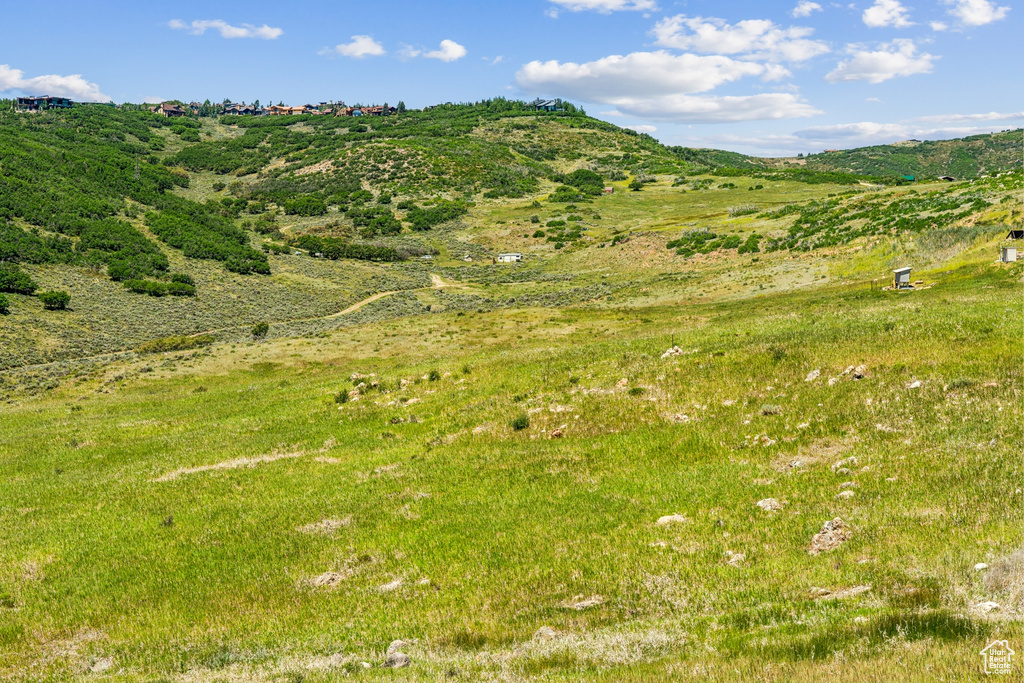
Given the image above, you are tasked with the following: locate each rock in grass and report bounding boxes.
[975,562,989,571]
[805,369,820,382]
[387,639,409,655]
[809,518,852,555]
[656,514,688,526]
[975,601,1001,613]
[567,595,604,610]
[384,651,411,668]
[756,498,783,512]
[533,626,558,641]
[835,490,855,499]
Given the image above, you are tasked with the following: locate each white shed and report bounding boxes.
[496,252,523,263]
[1001,247,1017,263]
[893,267,912,288]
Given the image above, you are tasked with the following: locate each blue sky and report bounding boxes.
[1,0,1020,155]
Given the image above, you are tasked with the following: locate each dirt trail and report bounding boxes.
[330,290,399,316]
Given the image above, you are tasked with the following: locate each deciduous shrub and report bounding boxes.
[0,293,9,315]
[252,322,269,339]
[0,264,38,294]
[38,290,71,310]
[511,413,529,431]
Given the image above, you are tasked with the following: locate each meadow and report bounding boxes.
[0,253,1020,681]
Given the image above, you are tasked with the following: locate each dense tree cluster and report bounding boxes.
[0,105,270,289]
[290,234,400,262]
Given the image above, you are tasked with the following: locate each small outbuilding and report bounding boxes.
[938,176,955,182]
[1006,230,1023,240]
[1001,247,1017,263]
[893,267,912,289]
[496,252,523,263]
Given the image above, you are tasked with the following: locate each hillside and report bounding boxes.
[781,129,1023,180]
[0,102,1020,375]
[0,101,1022,681]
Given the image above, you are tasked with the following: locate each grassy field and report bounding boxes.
[1,251,1020,680]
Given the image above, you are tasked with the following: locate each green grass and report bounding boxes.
[0,259,1019,680]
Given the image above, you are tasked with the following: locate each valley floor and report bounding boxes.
[0,259,1020,681]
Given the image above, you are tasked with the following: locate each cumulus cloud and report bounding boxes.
[945,0,1010,25]
[930,20,950,30]
[320,35,385,58]
[825,39,936,83]
[424,39,467,62]
[516,51,820,122]
[168,19,283,39]
[651,15,829,63]
[792,118,1020,148]
[791,1,823,17]
[547,0,657,13]
[0,64,110,101]
[862,0,913,27]
[626,124,658,133]
[912,110,1024,124]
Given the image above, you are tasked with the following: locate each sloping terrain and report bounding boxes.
[1,103,1019,373]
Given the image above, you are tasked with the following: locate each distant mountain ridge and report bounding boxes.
[762,129,1023,179]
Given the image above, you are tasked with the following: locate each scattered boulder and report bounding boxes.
[831,456,858,472]
[812,585,871,601]
[839,481,856,489]
[756,498,783,512]
[726,551,746,566]
[384,651,411,668]
[549,426,565,438]
[852,365,868,380]
[656,514,689,526]
[975,563,990,571]
[828,377,839,386]
[805,369,820,382]
[975,601,1001,614]
[533,626,558,642]
[809,518,852,555]
[566,595,604,610]
[835,490,855,500]
[615,378,629,389]
[907,380,922,389]
[387,639,409,655]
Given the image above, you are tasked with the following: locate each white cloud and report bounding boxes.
[825,39,936,83]
[516,51,820,123]
[320,35,385,58]
[930,20,949,30]
[0,64,110,101]
[547,0,657,13]
[945,0,1010,25]
[792,118,1020,148]
[424,39,467,62]
[651,15,829,62]
[792,1,823,17]
[862,0,913,27]
[626,124,658,133]
[912,110,1024,124]
[168,19,283,39]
